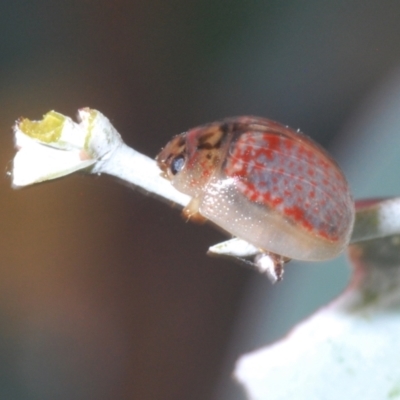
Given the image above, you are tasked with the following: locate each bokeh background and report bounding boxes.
[1,1,400,399]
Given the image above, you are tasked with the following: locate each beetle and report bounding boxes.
[156,116,355,280]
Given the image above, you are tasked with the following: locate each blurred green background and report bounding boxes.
[1,1,400,399]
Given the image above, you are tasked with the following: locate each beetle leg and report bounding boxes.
[182,198,207,223]
[254,252,291,284]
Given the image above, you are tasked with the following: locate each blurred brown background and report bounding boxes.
[1,1,400,399]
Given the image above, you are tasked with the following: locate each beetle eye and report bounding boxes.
[170,155,185,175]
